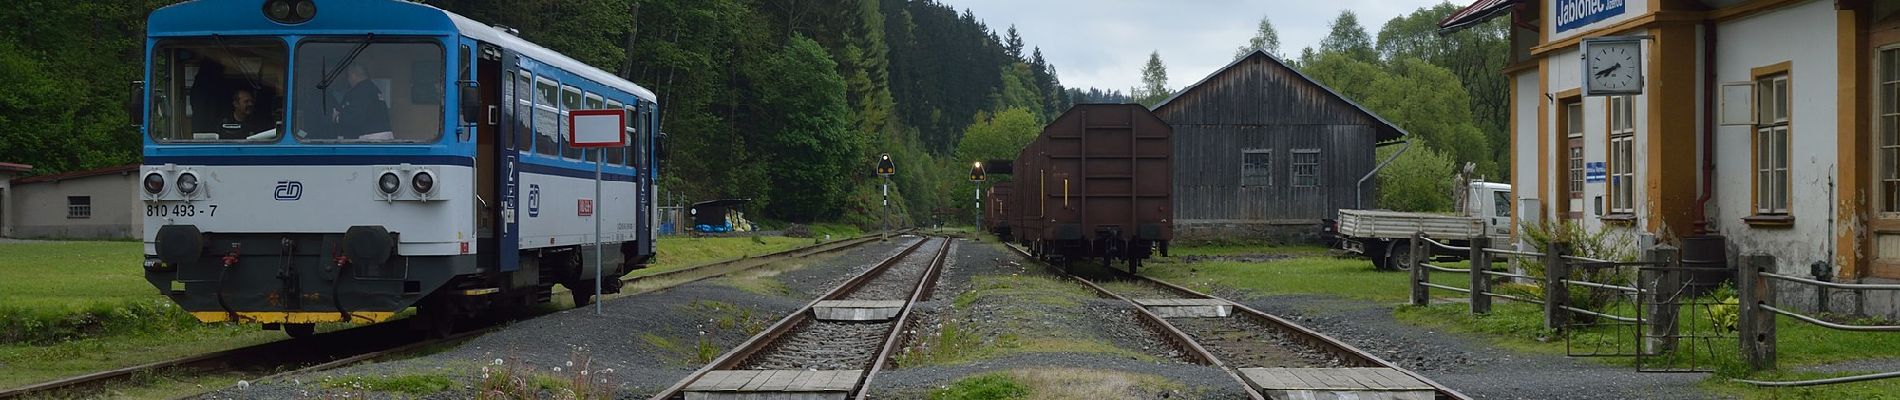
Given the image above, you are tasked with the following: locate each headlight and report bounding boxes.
[176,172,199,195]
[411,171,435,195]
[378,172,402,195]
[143,172,166,195]
[292,0,316,20]
[263,0,314,24]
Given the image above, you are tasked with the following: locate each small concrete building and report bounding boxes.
[4,164,141,239]
[1151,50,1408,243]
[1442,0,1900,316]
[0,162,31,238]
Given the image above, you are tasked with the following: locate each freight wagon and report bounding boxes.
[1009,104,1172,273]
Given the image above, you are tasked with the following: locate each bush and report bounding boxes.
[1516,220,1640,325]
[0,299,201,345]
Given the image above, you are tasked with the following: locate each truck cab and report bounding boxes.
[1463,181,1513,240]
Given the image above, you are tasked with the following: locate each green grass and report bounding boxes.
[0,241,151,311]
[931,373,1029,400]
[0,324,283,388]
[1140,255,1467,304]
[628,236,816,279]
[324,373,455,395]
[1168,242,1332,257]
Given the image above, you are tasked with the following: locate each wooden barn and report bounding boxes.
[1151,50,1408,243]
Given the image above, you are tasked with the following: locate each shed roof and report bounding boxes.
[1151,49,1408,143]
[1438,0,1520,34]
[11,164,140,185]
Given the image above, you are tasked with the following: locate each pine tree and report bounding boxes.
[1004,25,1024,60]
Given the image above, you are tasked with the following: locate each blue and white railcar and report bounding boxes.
[136,0,662,337]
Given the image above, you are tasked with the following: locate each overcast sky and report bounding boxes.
[935,0,1454,92]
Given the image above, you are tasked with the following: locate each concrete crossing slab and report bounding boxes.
[1238,367,1433,400]
[812,300,905,321]
[686,369,864,400]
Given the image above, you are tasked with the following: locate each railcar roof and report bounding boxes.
[148,0,656,103]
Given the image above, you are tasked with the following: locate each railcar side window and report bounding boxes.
[561,86,583,159]
[635,107,651,169]
[149,39,289,143]
[293,39,443,143]
[606,100,627,166]
[514,72,532,152]
[533,78,559,156]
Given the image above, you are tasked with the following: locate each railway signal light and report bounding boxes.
[876,154,896,176]
[970,161,985,182]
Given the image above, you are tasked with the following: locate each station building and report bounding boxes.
[1443,0,1900,314]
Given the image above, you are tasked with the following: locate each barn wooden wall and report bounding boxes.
[1155,55,1385,223]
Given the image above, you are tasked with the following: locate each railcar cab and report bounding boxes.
[137,0,661,337]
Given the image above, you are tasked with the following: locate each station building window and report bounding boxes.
[1607,95,1635,216]
[1754,72,1791,216]
[1881,48,1900,213]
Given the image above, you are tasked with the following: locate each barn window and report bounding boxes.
[1607,95,1635,215]
[1754,73,1790,215]
[67,196,91,219]
[1241,149,1272,187]
[1291,149,1321,187]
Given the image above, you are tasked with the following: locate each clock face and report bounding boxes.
[1585,40,1643,95]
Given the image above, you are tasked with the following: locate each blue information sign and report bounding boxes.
[1556,0,1626,33]
[1585,162,1607,183]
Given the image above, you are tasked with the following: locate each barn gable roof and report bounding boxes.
[1151,49,1408,144]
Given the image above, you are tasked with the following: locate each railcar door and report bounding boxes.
[490,49,521,273]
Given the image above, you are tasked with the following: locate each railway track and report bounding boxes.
[653,236,952,400]
[1009,243,1473,400]
[0,232,899,400]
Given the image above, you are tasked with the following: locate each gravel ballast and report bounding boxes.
[194,237,922,399]
[871,241,1247,399]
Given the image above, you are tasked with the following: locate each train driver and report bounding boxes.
[218,87,276,139]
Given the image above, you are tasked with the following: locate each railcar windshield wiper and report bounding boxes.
[212,34,264,90]
[315,34,375,92]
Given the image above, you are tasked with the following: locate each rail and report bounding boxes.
[1007,242,1471,400]
[1736,254,1900,386]
[651,236,947,400]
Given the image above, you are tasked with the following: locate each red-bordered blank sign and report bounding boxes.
[568,109,626,148]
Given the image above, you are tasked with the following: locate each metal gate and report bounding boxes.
[1559,250,1734,372]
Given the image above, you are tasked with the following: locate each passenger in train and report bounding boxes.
[329,64,393,139]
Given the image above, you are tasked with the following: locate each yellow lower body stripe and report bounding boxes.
[189,311,397,324]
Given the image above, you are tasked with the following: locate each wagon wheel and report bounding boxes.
[420,297,458,339]
[571,280,596,307]
[1384,239,1415,271]
[283,323,316,338]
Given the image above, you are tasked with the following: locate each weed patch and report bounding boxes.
[930,373,1028,400]
[324,373,454,395]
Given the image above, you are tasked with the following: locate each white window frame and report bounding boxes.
[1608,95,1636,215]
[1755,74,1791,215]
[1880,47,1900,214]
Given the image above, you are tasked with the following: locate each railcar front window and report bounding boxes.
[293,39,443,143]
[149,39,289,143]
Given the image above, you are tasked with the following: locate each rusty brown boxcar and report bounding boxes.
[1010,135,1047,251]
[1013,104,1172,273]
[984,183,1014,241]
